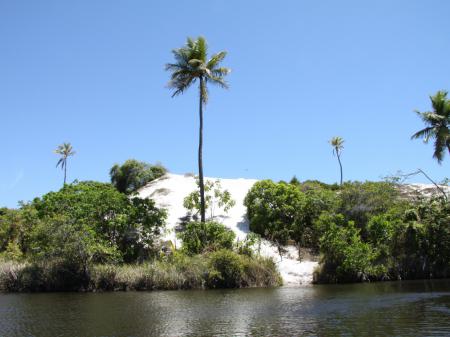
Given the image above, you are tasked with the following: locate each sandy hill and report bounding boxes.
[138,173,449,285]
[138,173,317,285]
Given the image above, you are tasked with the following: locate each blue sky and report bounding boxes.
[1,0,449,208]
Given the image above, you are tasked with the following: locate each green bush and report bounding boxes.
[236,232,262,256]
[244,179,337,248]
[30,181,166,263]
[110,159,166,194]
[391,197,450,279]
[244,180,306,244]
[316,220,381,283]
[240,255,282,287]
[0,205,39,257]
[183,178,236,220]
[177,221,235,255]
[0,181,167,278]
[337,181,399,233]
[206,249,282,288]
[207,249,243,288]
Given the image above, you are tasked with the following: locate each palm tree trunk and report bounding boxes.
[198,77,206,223]
[337,153,343,185]
[64,160,67,186]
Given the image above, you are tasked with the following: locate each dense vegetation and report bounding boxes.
[244,179,449,283]
[0,177,280,292]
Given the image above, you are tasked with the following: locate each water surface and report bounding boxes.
[0,279,449,337]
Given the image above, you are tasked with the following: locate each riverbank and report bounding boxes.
[0,252,282,292]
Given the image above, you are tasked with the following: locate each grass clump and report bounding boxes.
[1,251,281,292]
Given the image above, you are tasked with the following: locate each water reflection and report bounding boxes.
[0,280,449,337]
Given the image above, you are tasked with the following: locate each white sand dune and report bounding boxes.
[138,173,317,285]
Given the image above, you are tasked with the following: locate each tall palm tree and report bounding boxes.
[411,90,450,164]
[329,136,344,185]
[54,142,76,186]
[166,37,230,223]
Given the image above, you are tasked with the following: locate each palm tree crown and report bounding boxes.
[54,142,75,185]
[166,37,230,223]
[411,90,450,164]
[166,37,230,101]
[330,136,344,156]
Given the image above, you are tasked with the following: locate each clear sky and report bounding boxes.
[1,0,449,208]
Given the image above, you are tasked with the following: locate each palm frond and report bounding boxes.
[206,75,229,89]
[433,129,447,163]
[167,78,193,94]
[412,90,450,163]
[165,63,184,71]
[411,126,435,142]
[195,37,207,62]
[211,67,231,77]
[430,90,448,115]
[207,51,227,69]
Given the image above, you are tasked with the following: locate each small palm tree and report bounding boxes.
[411,90,450,164]
[329,136,344,185]
[54,142,76,185]
[166,37,230,223]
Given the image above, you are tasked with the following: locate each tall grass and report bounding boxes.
[0,252,281,292]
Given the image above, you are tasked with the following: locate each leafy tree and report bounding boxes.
[289,176,300,185]
[54,142,75,185]
[183,178,235,220]
[177,221,235,255]
[166,37,230,223]
[329,136,344,185]
[30,181,167,263]
[244,179,338,248]
[244,180,307,243]
[391,197,450,279]
[0,205,39,257]
[110,159,166,194]
[337,181,399,234]
[318,220,378,283]
[411,90,450,164]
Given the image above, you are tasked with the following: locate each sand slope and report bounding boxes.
[138,173,318,285]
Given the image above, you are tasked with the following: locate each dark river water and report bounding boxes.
[0,279,449,337]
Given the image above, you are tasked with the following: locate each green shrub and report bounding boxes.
[0,205,39,256]
[244,180,339,249]
[110,159,166,194]
[316,221,381,283]
[244,180,306,244]
[207,249,244,288]
[30,181,166,264]
[206,250,281,288]
[240,256,282,287]
[236,232,262,256]
[177,221,235,255]
[337,181,399,233]
[183,178,236,220]
[391,197,450,279]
